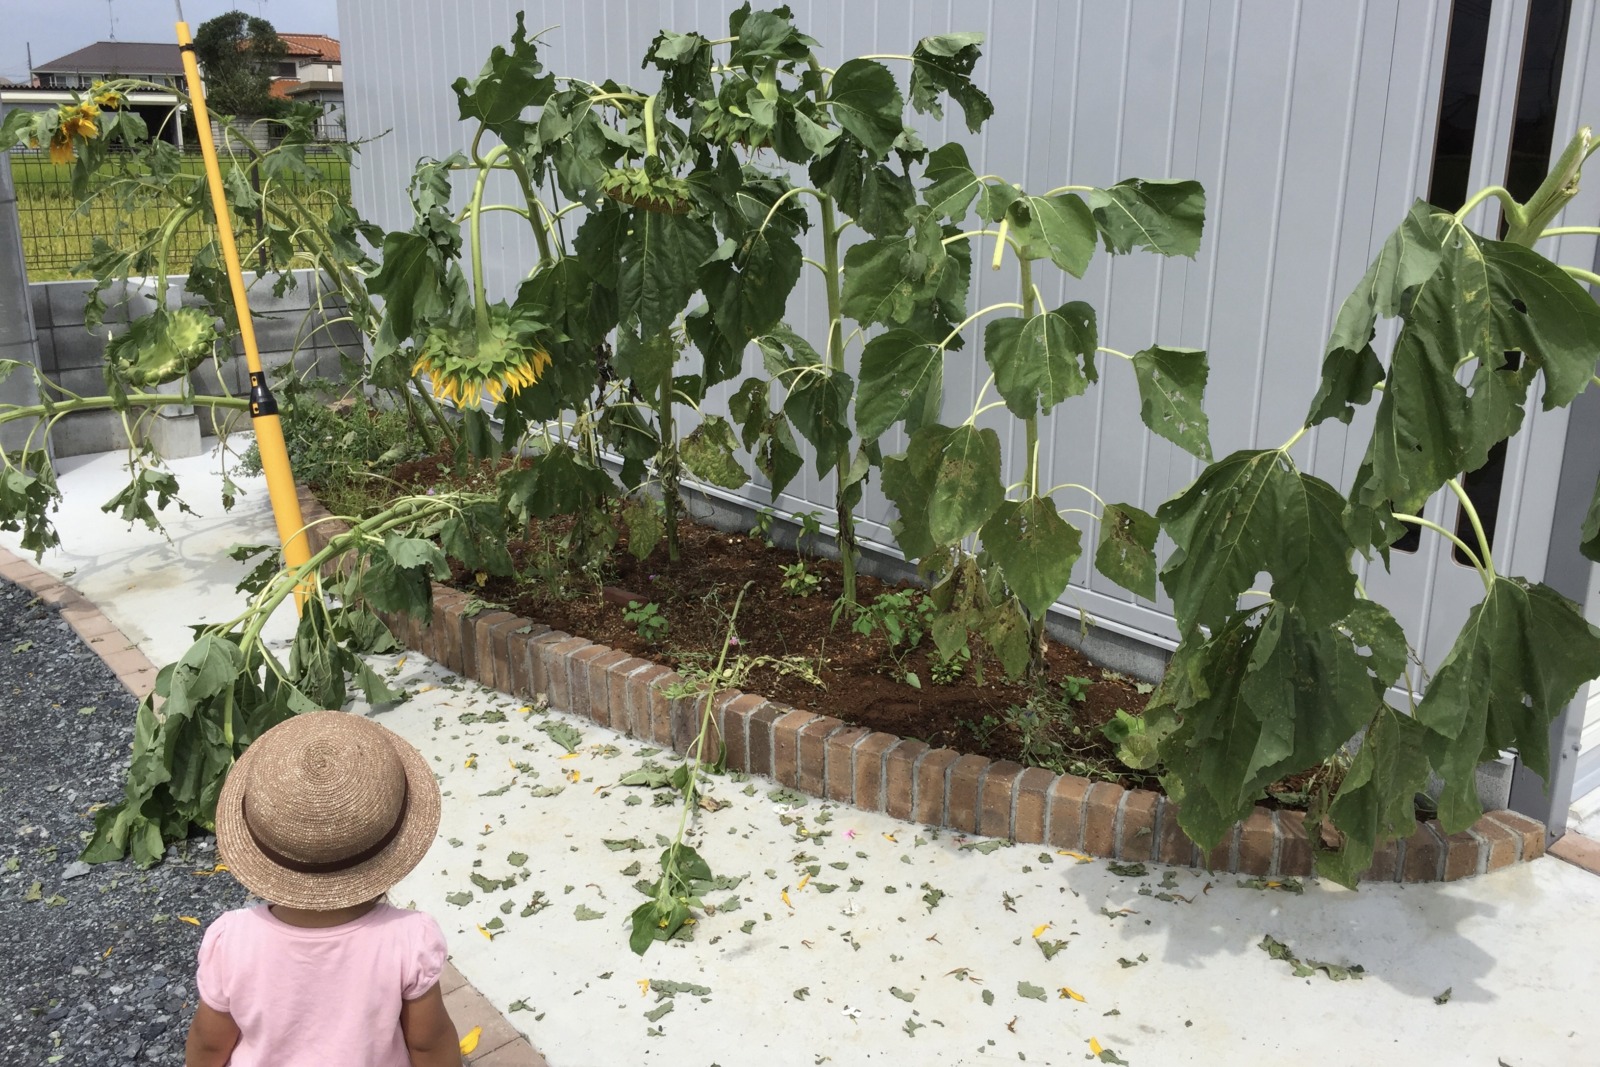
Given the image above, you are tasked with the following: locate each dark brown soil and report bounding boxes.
[376,452,1339,805]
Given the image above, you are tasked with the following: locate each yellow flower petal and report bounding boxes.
[797,874,811,891]
[566,768,580,782]
[559,752,580,760]
[1058,850,1092,863]
[1059,986,1085,1002]
[1031,923,1052,939]
[459,1026,482,1054]
[178,916,200,926]
[781,889,793,909]
[1089,1037,1103,1056]
[883,833,897,843]
[638,979,650,997]
[395,656,407,671]
[464,755,477,769]
[102,946,113,958]
[477,924,494,941]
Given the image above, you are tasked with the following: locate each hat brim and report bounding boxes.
[214,713,441,910]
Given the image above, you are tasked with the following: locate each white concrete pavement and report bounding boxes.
[6,441,1600,1067]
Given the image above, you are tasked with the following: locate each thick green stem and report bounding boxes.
[1016,258,1047,681]
[468,145,512,337]
[504,153,554,266]
[1445,478,1496,582]
[0,393,248,430]
[818,195,857,605]
[660,370,680,563]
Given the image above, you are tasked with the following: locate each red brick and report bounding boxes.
[745,703,788,778]
[676,689,730,763]
[718,694,766,773]
[468,611,516,687]
[425,589,468,668]
[539,637,589,712]
[1474,816,1521,873]
[771,709,823,788]
[912,748,960,826]
[586,650,633,729]
[526,631,570,697]
[1485,810,1547,861]
[942,754,987,834]
[1046,776,1091,851]
[977,761,1025,839]
[505,626,550,699]
[1012,768,1054,845]
[1236,808,1276,876]
[1275,811,1313,877]
[488,615,532,691]
[446,600,480,678]
[565,645,613,721]
[1442,829,1482,881]
[851,732,902,813]
[625,665,673,741]
[1155,799,1197,867]
[1549,831,1600,875]
[1116,790,1159,862]
[670,686,715,755]
[603,658,650,737]
[1401,822,1445,882]
[884,740,930,820]
[1361,839,1399,883]
[797,716,844,795]
[647,671,685,747]
[824,726,871,803]
[1082,783,1125,858]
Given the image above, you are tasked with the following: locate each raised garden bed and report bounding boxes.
[299,486,1549,884]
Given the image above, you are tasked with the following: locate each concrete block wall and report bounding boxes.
[27,270,358,457]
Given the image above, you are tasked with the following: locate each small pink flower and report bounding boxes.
[845,829,857,840]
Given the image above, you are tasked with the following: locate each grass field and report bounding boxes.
[9,151,352,282]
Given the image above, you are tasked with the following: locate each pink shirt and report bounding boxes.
[196,903,448,1067]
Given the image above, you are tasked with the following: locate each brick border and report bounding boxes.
[0,542,548,1067]
[296,487,1549,886]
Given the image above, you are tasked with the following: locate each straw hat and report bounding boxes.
[215,711,440,910]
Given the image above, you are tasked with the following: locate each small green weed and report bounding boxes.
[624,600,670,644]
[929,646,969,685]
[779,561,821,598]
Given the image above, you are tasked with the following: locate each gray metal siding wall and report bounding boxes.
[338,0,1595,664]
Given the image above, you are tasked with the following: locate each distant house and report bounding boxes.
[0,33,348,147]
[0,41,186,144]
[270,34,344,141]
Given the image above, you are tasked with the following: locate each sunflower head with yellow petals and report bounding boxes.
[413,303,552,408]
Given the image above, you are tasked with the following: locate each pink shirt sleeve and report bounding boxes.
[401,911,448,1001]
[195,911,236,1013]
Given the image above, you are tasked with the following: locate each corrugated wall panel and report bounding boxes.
[338,0,1583,664]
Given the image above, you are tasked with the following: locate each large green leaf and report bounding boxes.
[825,59,904,160]
[450,11,553,147]
[499,445,616,521]
[841,208,953,327]
[361,535,449,619]
[1156,601,1397,847]
[980,498,1080,617]
[907,33,994,133]
[727,5,817,68]
[1094,502,1160,600]
[439,503,515,577]
[701,230,803,346]
[856,329,943,443]
[1006,194,1097,277]
[368,231,445,341]
[1315,705,1433,888]
[1131,346,1212,461]
[922,142,984,224]
[645,30,714,116]
[886,424,1005,548]
[783,368,854,475]
[1415,577,1600,831]
[809,139,916,237]
[681,415,750,490]
[616,209,718,339]
[982,302,1097,419]
[1157,450,1356,634]
[1306,202,1441,427]
[1086,179,1205,258]
[1480,237,1600,409]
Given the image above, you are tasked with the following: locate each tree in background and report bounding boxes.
[193,10,287,117]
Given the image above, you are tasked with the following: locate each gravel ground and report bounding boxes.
[0,581,250,1066]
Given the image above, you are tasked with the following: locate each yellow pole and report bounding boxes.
[174,18,311,608]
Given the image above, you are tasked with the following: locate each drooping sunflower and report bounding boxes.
[89,83,124,110]
[46,102,100,164]
[412,303,552,409]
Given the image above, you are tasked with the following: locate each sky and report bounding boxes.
[3,1,340,83]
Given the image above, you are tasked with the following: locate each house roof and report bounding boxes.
[268,79,301,100]
[279,34,341,62]
[33,42,183,76]
[285,81,344,96]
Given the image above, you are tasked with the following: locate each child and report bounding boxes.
[184,711,463,1067]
